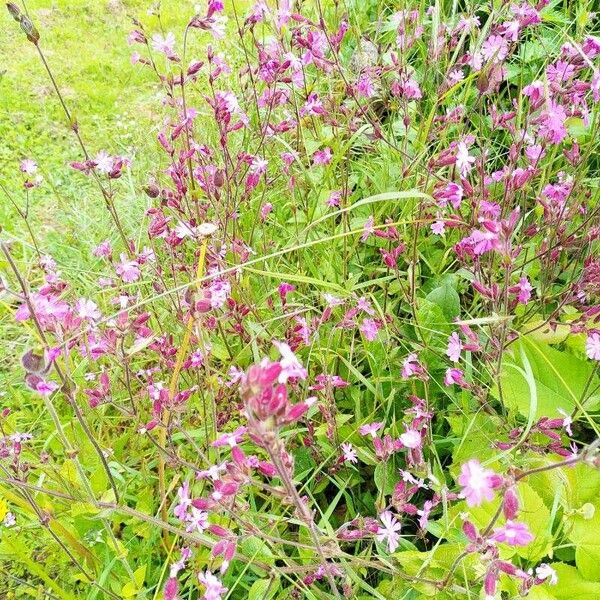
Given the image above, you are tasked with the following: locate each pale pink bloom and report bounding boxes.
[186,507,209,533]
[169,547,192,578]
[491,520,534,546]
[513,276,532,304]
[197,571,227,600]
[399,429,421,449]
[260,202,273,220]
[444,368,467,387]
[361,216,375,242]
[341,442,358,463]
[525,144,545,163]
[249,156,268,175]
[448,69,464,84]
[151,32,176,56]
[94,151,114,174]
[458,459,502,507]
[76,299,101,321]
[327,191,342,207]
[356,297,374,315]
[20,159,37,175]
[93,240,112,258]
[208,279,230,309]
[557,409,573,436]
[455,142,476,178]
[36,380,59,396]
[401,353,422,379]
[212,426,247,448]
[431,220,445,235]
[586,332,600,361]
[357,74,377,98]
[481,34,509,62]
[313,147,332,165]
[359,422,384,438]
[376,511,402,552]
[446,332,463,363]
[360,318,379,341]
[417,500,433,529]
[539,101,567,144]
[115,253,141,283]
[522,80,544,102]
[535,563,558,585]
[3,512,16,527]
[273,340,308,382]
[174,481,192,520]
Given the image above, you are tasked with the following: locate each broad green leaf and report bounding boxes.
[492,338,599,420]
[425,284,460,320]
[567,500,600,580]
[248,578,280,600]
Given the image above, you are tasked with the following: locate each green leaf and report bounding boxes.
[492,338,599,420]
[425,284,460,320]
[374,461,400,496]
[248,578,280,600]
[567,500,600,580]
[549,563,600,599]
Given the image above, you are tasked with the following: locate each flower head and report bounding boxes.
[376,510,402,552]
[458,459,503,506]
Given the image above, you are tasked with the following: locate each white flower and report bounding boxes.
[535,563,558,585]
[376,510,402,553]
[586,332,600,361]
[456,142,476,178]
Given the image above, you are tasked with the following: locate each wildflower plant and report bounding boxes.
[1,0,600,599]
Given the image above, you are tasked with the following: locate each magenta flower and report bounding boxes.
[376,510,402,553]
[273,340,307,382]
[444,368,468,388]
[211,426,247,448]
[35,380,59,397]
[359,422,384,438]
[312,147,332,166]
[458,459,503,506]
[446,332,463,363]
[76,298,101,321]
[491,520,534,546]
[20,159,37,175]
[539,101,567,144]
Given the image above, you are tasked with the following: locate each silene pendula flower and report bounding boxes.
[455,141,476,178]
[360,318,380,341]
[376,510,402,552]
[446,332,463,362]
[359,422,384,438]
[535,563,558,585]
[115,253,141,283]
[458,459,503,506]
[341,442,358,463]
[399,429,421,449]
[586,331,600,361]
[491,520,534,546]
[197,570,228,600]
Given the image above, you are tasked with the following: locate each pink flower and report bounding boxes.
[455,142,476,177]
[341,442,358,463]
[94,151,114,174]
[522,80,544,102]
[512,276,532,304]
[481,34,509,62]
[535,563,558,585]
[76,299,101,321]
[359,422,384,438]
[444,368,467,387]
[313,147,332,166]
[212,426,247,448]
[36,380,59,396]
[401,353,424,379]
[357,74,376,98]
[197,570,228,600]
[151,32,176,56]
[20,159,37,175]
[376,511,402,552]
[360,318,380,341]
[586,332,600,361]
[361,216,375,242]
[399,429,421,449]
[273,340,307,382]
[446,332,463,363]
[93,240,112,258]
[187,507,209,533]
[431,220,445,235]
[278,282,295,305]
[174,481,191,520]
[491,520,534,546]
[458,459,503,507]
[115,253,141,283]
[539,101,567,144]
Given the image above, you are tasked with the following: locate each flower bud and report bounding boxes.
[503,487,519,519]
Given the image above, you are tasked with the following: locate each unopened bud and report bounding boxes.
[6,2,20,20]
[20,16,40,44]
